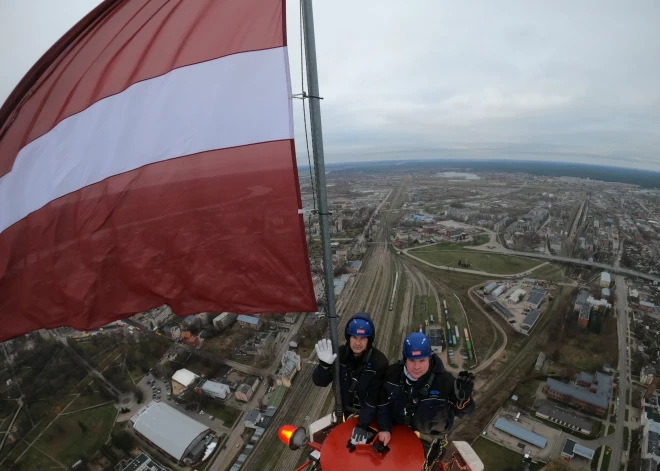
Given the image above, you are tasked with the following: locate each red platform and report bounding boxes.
[319,418,425,471]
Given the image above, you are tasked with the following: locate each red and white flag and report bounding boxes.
[0,0,316,341]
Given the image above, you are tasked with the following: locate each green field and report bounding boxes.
[472,437,544,471]
[532,263,570,282]
[35,404,117,467]
[408,246,542,275]
[203,402,241,429]
[600,446,612,470]
[591,447,602,470]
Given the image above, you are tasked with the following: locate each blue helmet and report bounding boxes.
[346,317,374,339]
[403,332,432,359]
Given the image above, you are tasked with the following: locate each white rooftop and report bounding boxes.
[172,368,199,387]
[132,401,209,460]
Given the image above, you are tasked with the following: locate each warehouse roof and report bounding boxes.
[536,401,593,433]
[132,402,209,461]
[562,439,595,460]
[484,282,498,293]
[527,289,546,307]
[494,418,547,448]
[522,309,541,328]
[492,302,514,319]
[237,314,261,324]
[172,368,199,387]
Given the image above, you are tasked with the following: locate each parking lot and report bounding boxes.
[136,373,232,434]
[484,406,562,462]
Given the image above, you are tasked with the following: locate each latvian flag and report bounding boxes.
[0,0,316,341]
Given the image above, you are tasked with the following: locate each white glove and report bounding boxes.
[315,339,337,365]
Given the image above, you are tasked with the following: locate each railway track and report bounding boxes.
[245,216,400,470]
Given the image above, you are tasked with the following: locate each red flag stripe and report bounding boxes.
[0,141,315,340]
[0,47,293,234]
[0,0,287,177]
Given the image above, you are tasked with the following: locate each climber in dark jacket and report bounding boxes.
[312,312,389,445]
[378,332,475,446]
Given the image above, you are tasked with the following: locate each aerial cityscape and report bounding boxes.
[0,1,659,471]
[0,161,658,471]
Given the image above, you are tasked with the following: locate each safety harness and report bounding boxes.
[345,348,373,407]
[400,370,437,426]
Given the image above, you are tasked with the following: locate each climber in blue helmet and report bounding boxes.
[378,332,475,448]
[313,312,389,446]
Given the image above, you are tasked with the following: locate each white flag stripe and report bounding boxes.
[0,46,293,234]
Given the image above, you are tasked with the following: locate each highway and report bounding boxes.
[407,241,660,283]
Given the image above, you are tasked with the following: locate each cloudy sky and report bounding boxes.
[2,0,659,171]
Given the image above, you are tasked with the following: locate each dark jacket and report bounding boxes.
[312,313,389,429]
[378,354,475,435]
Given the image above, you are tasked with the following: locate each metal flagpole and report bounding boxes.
[301,0,343,420]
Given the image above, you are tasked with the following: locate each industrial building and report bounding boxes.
[428,326,444,353]
[492,302,515,322]
[492,285,507,297]
[131,401,213,465]
[494,418,547,448]
[508,289,526,303]
[535,401,593,435]
[522,309,541,331]
[483,282,498,294]
[195,379,231,401]
[526,289,546,309]
[561,439,595,461]
[574,289,589,311]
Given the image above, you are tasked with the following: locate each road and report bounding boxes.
[611,275,631,470]
[407,241,660,283]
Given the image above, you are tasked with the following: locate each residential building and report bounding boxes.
[237,315,263,329]
[640,301,657,313]
[600,272,611,288]
[284,312,297,324]
[642,420,660,465]
[212,313,237,332]
[602,288,611,298]
[534,352,546,372]
[196,380,231,401]
[577,303,591,328]
[181,331,202,347]
[543,373,612,417]
[244,409,263,429]
[642,366,656,386]
[276,351,301,387]
[574,290,590,312]
[235,376,260,402]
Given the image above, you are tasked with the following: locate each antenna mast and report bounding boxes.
[301,0,343,419]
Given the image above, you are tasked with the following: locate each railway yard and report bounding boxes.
[226,183,587,471]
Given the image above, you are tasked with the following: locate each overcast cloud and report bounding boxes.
[2,0,659,171]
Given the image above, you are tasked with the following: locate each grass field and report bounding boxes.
[532,263,570,282]
[600,446,612,470]
[472,437,544,471]
[203,402,241,429]
[36,404,117,467]
[409,246,542,275]
[591,447,602,470]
